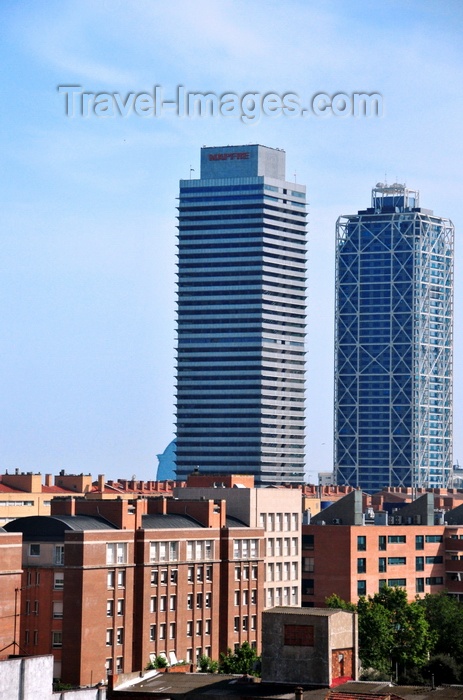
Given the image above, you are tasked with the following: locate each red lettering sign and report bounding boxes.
[208,152,250,161]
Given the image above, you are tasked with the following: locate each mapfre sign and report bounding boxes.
[208,152,250,161]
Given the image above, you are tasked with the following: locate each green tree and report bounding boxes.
[326,586,434,676]
[219,642,260,675]
[420,592,463,663]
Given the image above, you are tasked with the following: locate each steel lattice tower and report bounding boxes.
[334,184,454,491]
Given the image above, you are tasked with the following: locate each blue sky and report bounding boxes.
[1,0,462,482]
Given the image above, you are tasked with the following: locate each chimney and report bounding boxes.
[98,474,105,492]
[45,474,53,487]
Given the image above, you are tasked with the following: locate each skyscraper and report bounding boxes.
[334,184,454,492]
[175,145,307,485]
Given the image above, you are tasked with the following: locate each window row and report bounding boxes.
[266,561,298,581]
[266,537,298,557]
[259,512,299,532]
[233,589,257,606]
[233,539,259,559]
[359,534,444,551]
[27,544,65,565]
[266,586,298,607]
[233,616,257,632]
[235,565,258,581]
[106,628,125,646]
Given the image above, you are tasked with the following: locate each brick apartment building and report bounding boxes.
[0,529,23,659]
[4,493,265,685]
[302,490,463,607]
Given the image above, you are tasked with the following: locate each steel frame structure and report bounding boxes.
[334,186,454,491]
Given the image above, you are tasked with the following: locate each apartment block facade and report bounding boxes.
[5,495,264,686]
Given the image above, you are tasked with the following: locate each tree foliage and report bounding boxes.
[326,586,433,675]
[420,592,463,663]
[219,642,260,675]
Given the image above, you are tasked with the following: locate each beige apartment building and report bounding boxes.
[174,473,302,608]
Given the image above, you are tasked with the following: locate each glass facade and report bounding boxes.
[176,145,307,484]
[334,184,454,491]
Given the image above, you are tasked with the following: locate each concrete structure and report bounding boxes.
[261,607,357,686]
[176,144,307,485]
[174,473,302,609]
[0,655,106,700]
[0,528,23,659]
[335,184,454,491]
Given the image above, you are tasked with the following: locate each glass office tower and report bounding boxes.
[334,184,454,492]
[176,145,307,485]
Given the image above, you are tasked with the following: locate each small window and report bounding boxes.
[53,601,63,619]
[388,535,406,544]
[116,628,124,645]
[415,535,424,550]
[378,557,387,573]
[425,535,443,543]
[378,535,387,551]
[117,599,124,616]
[52,631,62,648]
[106,600,114,617]
[357,558,366,574]
[416,557,424,572]
[29,544,40,557]
[357,536,367,551]
[150,624,156,642]
[54,573,64,590]
[357,580,367,596]
[416,578,425,593]
[426,556,443,564]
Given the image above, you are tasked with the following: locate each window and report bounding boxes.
[426,556,443,564]
[33,630,38,646]
[150,540,178,563]
[196,593,203,608]
[54,572,64,590]
[29,544,40,557]
[302,534,314,550]
[388,578,406,587]
[150,596,157,613]
[169,623,176,639]
[276,513,283,531]
[275,563,282,581]
[357,558,366,574]
[284,513,291,531]
[388,557,406,565]
[283,538,290,556]
[171,569,178,585]
[106,629,113,646]
[25,601,30,615]
[234,590,240,606]
[107,600,114,617]
[234,617,239,632]
[243,590,249,605]
[291,513,298,530]
[117,570,125,588]
[116,657,123,673]
[24,630,30,645]
[52,631,62,648]
[54,545,65,566]
[106,543,127,565]
[388,535,406,544]
[275,539,282,556]
[291,562,298,580]
[275,588,281,606]
[159,624,166,640]
[357,580,367,596]
[36,571,40,585]
[160,596,167,612]
[357,536,366,551]
[242,616,249,631]
[379,558,387,573]
[160,570,168,585]
[235,566,241,581]
[187,621,193,637]
[196,620,202,636]
[416,578,425,593]
[267,563,274,581]
[291,538,298,555]
[150,624,156,642]
[416,557,424,572]
[283,562,290,581]
[415,535,424,550]
[186,540,213,561]
[378,535,387,551]
[150,570,158,586]
[426,535,443,543]
[267,589,274,607]
[117,628,124,645]
[169,595,176,611]
[426,577,444,586]
[205,592,212,608]
[303,580,314,595]
[206,566,212,581]
[196,566,203,582]
[187,594,193,610]
[117,599,124,616]
[379,579,387,590]
[267,539,274,557]
[106,658,113,673]
[53,601,63,619]
[291,587,298,605]
[205,619,211,635]
[33,600,39,615]
[188,566,194,582]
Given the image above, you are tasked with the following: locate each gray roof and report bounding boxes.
[4,515,117,540]
[264,606,344,617]
[142,514,204,530]
[226,515,248,527]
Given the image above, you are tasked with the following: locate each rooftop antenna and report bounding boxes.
[189,166,195,180]
[384,172,388,186]
[294,171,297,183]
